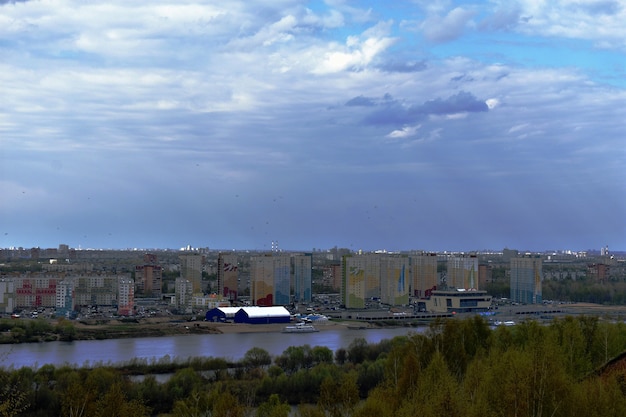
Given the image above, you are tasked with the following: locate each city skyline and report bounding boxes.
[1,1,625,253]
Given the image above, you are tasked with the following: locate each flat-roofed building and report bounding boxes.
[410,252,438,298]
[0,279,15,314]
[510,256,542,304]
[293,253,312,303]
[341,253,386,308]
[218,253,239,301]
[73,274,121,307]
[447,254,479,290]
[174,277,193,312]
[425,289,492,313]
[250,254,291,306]
[180,254,204,294]
[118,277,134,316]
[135,259,162,298]
[380,256,409,306]
[14,275,58,308]
[341,255,368,309]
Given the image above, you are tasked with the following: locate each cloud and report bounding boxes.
[1,1,624,251]
[312,20,396,74]
[386,124,421,139]
[478,6,524,31]
[573,1,622,16]
[420,7,476,42]
[345,95,377,107]
[377,59,427,73]
[362,91,489,125]
[493,0,626,48]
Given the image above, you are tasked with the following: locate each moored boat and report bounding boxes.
[282,322,319,333]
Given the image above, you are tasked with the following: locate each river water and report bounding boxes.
[0,327,424,370]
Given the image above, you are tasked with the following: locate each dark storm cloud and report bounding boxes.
[361,91,488,125]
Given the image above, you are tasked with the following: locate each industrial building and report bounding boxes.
[205,306,291,324]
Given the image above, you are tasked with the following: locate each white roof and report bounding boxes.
[215,307,241,316]
[239,306,290,318]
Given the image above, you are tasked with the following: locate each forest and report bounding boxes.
[2,315,626,417]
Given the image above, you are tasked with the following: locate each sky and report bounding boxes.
[1,0,625,253]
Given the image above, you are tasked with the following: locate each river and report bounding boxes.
[0,327,424,370]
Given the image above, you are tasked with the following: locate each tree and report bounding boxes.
[256,394,290,417]
[94,382,150,417]
[310,346,333,366]
[318,372,360,417]
[397,351,461,417]
[171,390,211,417]
[243,347,272,371]
[295,403,325,417]
[210,390,246,417]
[0,370,28,417]
[56,318,76,341]
[166,367,204,402]
[275,345,313,374]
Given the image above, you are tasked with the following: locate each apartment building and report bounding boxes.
[510,256,542,304]
[292,253,312,303]
[447,254,479,290]
[250,254,291,306]
[179,254,204,294]
[410,252,438,298]
[217,252,239,301]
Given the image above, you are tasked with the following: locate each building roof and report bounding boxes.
[212,307,241,316]
[238,306,290,318]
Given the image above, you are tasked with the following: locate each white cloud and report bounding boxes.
[485,98,500,109]
[312,21,396,74]
[496,0,626,48]
[386,124,421,138]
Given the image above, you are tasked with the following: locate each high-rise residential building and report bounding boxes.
[55,279,73,317]
[0,279,15,314]
[293,253,312,303]
[341,254,383,309]
[180,254,204,294]
[250,254,291,306]
[510,256,542,304]
[447,254,478,290]
[410,252,438,298]
[342,254,365,309]
[328,263,342,291]
[174,277,193,312]
[588,263,610,282]
[380,256,409,306]
[362,254,382,300]
[478,264,492,288]
[135,253,162,297]
[118,277,134,316]
[217,253,239,301]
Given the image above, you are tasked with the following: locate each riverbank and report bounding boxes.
[0,316,365,344]
[7,301,625,344]
[72,317,362,338]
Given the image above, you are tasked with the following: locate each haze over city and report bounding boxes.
[1,0,624,253]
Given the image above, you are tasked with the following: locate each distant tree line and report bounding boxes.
[2,315,626,416]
